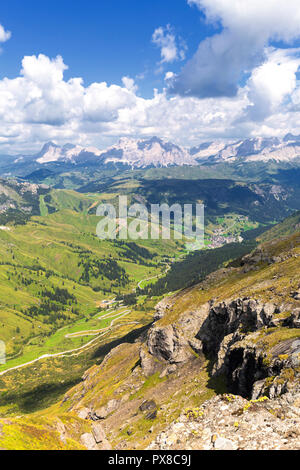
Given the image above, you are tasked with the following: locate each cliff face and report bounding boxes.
[55,228,300,450]
[142,297,300,401]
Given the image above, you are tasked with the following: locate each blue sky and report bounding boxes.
[1,0,300,153]
[0,0,213,97]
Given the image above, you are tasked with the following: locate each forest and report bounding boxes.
[138,240,257,296]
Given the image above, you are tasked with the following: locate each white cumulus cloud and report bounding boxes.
[152,25,186,64]
[171,0,300,98]
[0,24,11,43]
[122,76,138,93]
[0,50,300,154]
[21,54,68,86]
[243,48,300,122]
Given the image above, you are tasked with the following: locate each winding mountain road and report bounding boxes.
[0,308,133,377]
[137,263,171,289]
[0,254,185,378]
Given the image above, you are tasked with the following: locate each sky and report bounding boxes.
[1,0,300,154]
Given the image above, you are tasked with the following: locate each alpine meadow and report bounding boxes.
[0,0,300,456]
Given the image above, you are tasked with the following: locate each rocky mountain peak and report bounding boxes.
[100,135,195,168]
[5,132,300,170]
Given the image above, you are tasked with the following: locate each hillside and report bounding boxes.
[258,211,300,242]
[0,178,49,225]
[72,174,300,246]
[0,186,192,413]
[0,214,299,450]
[0,178,278,417]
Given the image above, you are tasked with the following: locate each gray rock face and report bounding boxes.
[92,423,106,443]
[80,433,99,450]
[148,392,300,450]
[214,437,237,451]
[147,323,203,364]
[283,309,300,328]
[147,325,192,363]
[226,345,268,397]
[159,364,177,378]
[154,299,172,321]
[227,337,300,399]
[291,291,300,301]
[139,400,157,413]
[251,379,266,400]
[149,298,300,398]
[81,425,112,450]
[198,298,276,356]
[144,296,299,401]
[204,307,300,399]
[268,380,288,400]
[77,407,91,420]
[93,399,120,420]
[145,303,209,367]
[92,423,112,450]
[139,346,163,377]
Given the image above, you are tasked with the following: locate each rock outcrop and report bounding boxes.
[283,309,300,327]
[141,297,300,400]
[143,304,209,369]
[148,392,300,450]
[58,227,300,451]
[80,423,112,450]
[198,298,277,355]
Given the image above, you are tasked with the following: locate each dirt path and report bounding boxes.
[0,309,133,377]
[0,255,185,377]
[137,263,171,289]
[65,310,131,338]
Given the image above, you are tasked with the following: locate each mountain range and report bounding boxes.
[2,134,300,177]
[0,133,300,450]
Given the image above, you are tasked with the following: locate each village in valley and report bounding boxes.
[205,214,257,249]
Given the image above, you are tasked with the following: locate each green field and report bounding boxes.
[0,189,187,371]
[0,176,293,418]
[0,305,133,373]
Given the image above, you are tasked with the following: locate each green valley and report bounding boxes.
[0,188,187,373]
[2,1,300,452]
[0,171,299,449]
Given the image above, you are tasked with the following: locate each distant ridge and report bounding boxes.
[1,133,300,175]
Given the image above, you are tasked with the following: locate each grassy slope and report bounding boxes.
[53,225,300,450]
[0,214,299,449]
[158,232,300,327]
[258,211,300,242]
[1,180,300,449]
[0,188,185,366]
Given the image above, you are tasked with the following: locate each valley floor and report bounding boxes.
[0,182,299,450]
